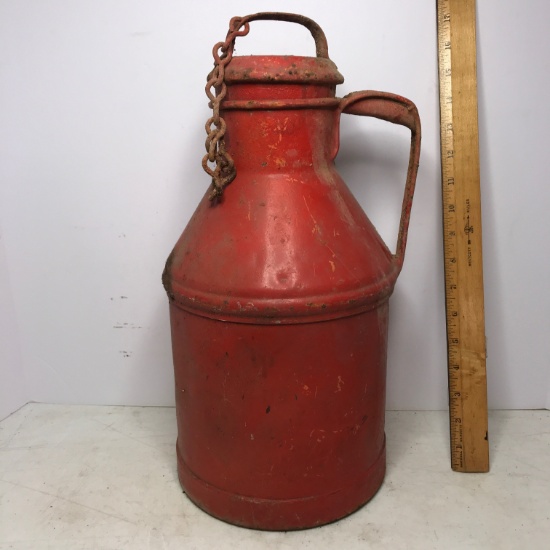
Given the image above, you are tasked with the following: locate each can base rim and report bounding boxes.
[176,438,386,531]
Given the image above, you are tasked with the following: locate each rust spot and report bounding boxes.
[263,307,280,317]
[306,302,327,309]
[162,249,176,301]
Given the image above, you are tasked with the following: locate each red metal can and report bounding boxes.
[163,12,421,530]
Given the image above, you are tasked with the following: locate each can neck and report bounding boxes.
[222,107,338,173]
[224,83,338,103]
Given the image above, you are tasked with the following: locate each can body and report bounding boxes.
[170,303,388,529]
[164,135,398,528]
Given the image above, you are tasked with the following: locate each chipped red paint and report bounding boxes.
[163,12,420,530]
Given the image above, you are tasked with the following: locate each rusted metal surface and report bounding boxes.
[223,55,344,85]
[164,12,421,530]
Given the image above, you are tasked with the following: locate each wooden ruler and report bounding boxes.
[437,0,489,472]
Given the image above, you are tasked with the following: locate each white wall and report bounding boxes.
[0,228,27,420]
[0,0,548,413]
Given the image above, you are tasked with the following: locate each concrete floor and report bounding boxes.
[0,404,548,549]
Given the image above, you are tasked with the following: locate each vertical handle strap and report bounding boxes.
[335,91,421,269]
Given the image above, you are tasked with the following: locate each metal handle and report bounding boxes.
[227,12,329,58]
[335,91,421,269]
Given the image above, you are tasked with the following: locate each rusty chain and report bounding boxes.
[202,16,251,200]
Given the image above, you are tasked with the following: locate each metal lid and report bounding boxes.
[223,55,344,85]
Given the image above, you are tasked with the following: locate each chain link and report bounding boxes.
[202,16,251,200]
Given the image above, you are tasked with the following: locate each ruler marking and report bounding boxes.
[437,0,489,472]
